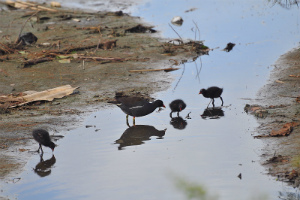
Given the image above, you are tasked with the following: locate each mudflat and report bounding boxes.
[246,48,300,186]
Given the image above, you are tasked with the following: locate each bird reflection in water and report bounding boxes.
[201,107,224,119]
[115,125,166,150]
[170,117,187,130]
[33,153,56,177]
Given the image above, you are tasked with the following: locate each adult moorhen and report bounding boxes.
[32,129,56,153]
[169,99,186,117]
[199,86,224,107]
[114,96,165,125]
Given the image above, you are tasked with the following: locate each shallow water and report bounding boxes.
[2,0,300,199]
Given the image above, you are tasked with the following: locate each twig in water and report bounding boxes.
[168,23,183,42]
[13,178,21,183]
[192,20,201,41]
[192,55,203,83]
[194,58,200,83]
[173,63,186,92]
[197,55,203,79]
[185,112,191,119]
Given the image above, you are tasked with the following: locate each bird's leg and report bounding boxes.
[36,144,41,153]
[220,97,224,106]
[126,115,129,124]
[133,117,136,126]
[212,99,215,107]
[126,115,130,127]
[126,120,130,127]
[207,99,212,108]
[39,152,44,162]
[177,112,179,117]
[40,146,44,154]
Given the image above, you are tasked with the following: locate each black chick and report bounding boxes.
[199,86,224,107]
[169,99,186,117]
[32,129,56,153]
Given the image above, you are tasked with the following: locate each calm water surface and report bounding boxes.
[2,0,300,199]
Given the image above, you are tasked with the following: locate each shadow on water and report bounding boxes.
[201,107,225,120]
[33,154,56,178]
[170,117,188,130]
[115,125,167,150]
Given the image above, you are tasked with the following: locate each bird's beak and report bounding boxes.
[199,91,202,94]
[163,105,166,108]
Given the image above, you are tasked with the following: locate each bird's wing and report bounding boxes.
[129,104,145,110]
[117,97,149,107]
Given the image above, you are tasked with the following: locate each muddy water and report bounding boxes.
[2,0,300,200]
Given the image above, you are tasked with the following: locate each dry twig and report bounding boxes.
[129,67,179,73]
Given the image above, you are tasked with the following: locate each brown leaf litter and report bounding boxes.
[255,122,300,138]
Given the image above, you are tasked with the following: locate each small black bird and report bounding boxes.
[169,99,186,117]
[199,86,224,107]
[17,32,38,45]
[32,129,56,153]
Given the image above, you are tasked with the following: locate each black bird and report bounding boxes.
[169,99,186,117]
[32,129,56,153]
[17,32,38,45]
[112,96,165,125]
[199,86,224,107]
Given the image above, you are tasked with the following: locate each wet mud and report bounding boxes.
[0,2,207,183]
[247,48,300,187]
